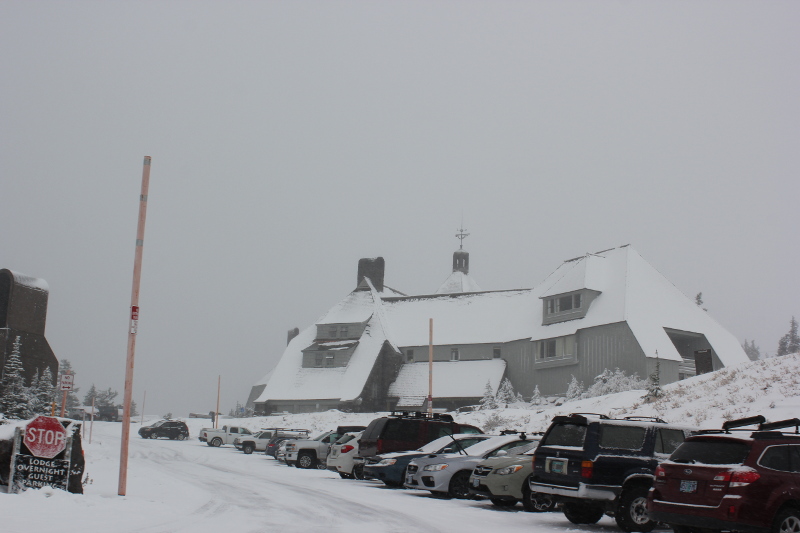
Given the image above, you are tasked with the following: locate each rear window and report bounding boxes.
[382,419,419,440]
[335,434,356,445]
[655,428,686,454]
[457,425,483,434]
[599,425,646,450]
[670,439,750,465]
[361,419,387,440]
[542,423,587,447]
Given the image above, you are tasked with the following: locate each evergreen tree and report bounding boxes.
[130,400,138,417]
[495,378,516,407]
[584,368,648,398]
[565,375,584,401]
[0,336,31,419]
[34,367,55,415]
[479,380,498,410]
[742,339,761,361]
[777,317,800,356]
[95,387,119,408]
[645,354,662,400]
[83,384,98,406]
[695,292,707,312]
[529,385,542,406]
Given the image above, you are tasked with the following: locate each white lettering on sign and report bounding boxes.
[25,428,67,449]
[59,374,74,391]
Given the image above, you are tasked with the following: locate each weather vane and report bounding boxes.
[455,225,469,249]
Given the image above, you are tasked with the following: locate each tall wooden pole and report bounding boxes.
[215,376,221,429]
[140,390,146,426]
[428,319,433,415]
[118,156,152,496]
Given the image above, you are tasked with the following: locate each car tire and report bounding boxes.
[211,437,223,447]
[297,452,315,469]
[522,483,556,513]
[149,434,158,439]
[353,464,365,479]
[177,434,186,441]
[242,444,254,454]
[490,498,517,507]
[448,471,472,499]
[563,502,605,525]
[774,507,800,533]
[616,485,656,532]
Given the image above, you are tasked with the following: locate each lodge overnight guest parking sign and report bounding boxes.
[8,416,75,493]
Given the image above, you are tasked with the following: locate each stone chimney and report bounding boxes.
[452,250,469,274]
[287,327,300,345]
[357,257,385,292]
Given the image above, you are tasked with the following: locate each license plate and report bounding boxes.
[551,460,566,474]
[680,480,698,493]
[473,478,480,487]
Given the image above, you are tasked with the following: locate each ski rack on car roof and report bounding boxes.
[623,416,666,424]
[758,418,800,433]
[500,429,528,439]
[389,411,454,422]
[569,413,611,419]
[698,415,767,434]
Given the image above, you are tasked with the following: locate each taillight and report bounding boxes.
[581,460,593,479]
[713,468,760,487]
[341,445,355,454]
[655,465,666,479]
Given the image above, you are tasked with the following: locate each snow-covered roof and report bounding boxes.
[387,359,506,400]
[435,270,482,294]
[2,269,49,292]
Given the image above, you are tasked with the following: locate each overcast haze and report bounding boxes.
[1,1,798,417]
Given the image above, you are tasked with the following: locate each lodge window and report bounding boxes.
[493,346,501,359]
[547,294,582,314]
[315,353,323,367]
[406,349,414,362]
[451,348,460,361]
[340,326,349,338]
[325,354,334,367]
[540,340,557,358]
[328,326,338,338]
[534,335,576,364]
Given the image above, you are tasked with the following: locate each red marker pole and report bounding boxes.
[119,156,152,496]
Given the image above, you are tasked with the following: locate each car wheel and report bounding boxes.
[211,437,223,447]
[522,483,556,513]
[297,452,315,469]
[774,507,800,533]
[353,464,365,480]
[562,502,605,525]
[242,444,254,455]
[315,461,328,470]
[339,472,354,479]
[490,498,517,507]
[176,434,186,441]
[448,471,472,499]
[149,434,158,439]
[616,485,655,532]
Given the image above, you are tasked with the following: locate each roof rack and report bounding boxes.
[721,415,766,432]
[623,416,666,424]
[759,418,800,434]
[389,411,454,422]
[569,413,611,419]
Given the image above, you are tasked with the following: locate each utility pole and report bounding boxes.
[428,319,433,415]
[118,156,152,496]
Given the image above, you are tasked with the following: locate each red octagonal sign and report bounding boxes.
[24,416,67,459]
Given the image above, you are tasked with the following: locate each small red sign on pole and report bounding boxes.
[24,416,68,459]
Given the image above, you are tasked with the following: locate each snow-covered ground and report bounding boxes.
[2,354,798,533]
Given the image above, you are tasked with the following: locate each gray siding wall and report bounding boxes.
[399,342,510,363]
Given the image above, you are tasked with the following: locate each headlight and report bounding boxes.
[495,465,524,476]
[423,463,449,472]
[377,458,397,466]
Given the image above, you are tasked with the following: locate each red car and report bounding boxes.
[647,415,800,533]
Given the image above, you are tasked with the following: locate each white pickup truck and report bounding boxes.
[285,425,366,469]
[198,425,253,447]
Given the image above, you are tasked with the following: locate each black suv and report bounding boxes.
[138,420,190,440]
[648,415,800,533]
[529,413,695,532]
[357,411,482,462]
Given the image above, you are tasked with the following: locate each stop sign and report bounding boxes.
[24,416,68,459]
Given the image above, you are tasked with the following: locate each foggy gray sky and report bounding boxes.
[2,1,798,417]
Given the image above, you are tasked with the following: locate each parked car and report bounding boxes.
[234,428,310,455]
[356,411,482,472]
[529,413,695,532]
[327,431,364,479]
[265,429,310,458]
[405,432,536,499]
[138,420,190,440]
[648,415,800,533]
[469,437,555,512]
[286,425,366,469]
[198,425,253,447]
[364,433,491,487]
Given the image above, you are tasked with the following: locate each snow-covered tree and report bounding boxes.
[83,384,99,406]
[95,387,119,408]
[645,354,662,400]
[34,367,55,415]
[742,339,761,361]
[695,292,707,311]
[777,317,800,356]
[130,400,138,417]
[479,380,498,410]
[584,368,648,398]
[529,385,542,406]
[0,336,31,419]
[515,391,524,403]
[565,375,584,401]
[495,378,516,407]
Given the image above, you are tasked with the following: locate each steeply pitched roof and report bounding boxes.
[435,270,482,294]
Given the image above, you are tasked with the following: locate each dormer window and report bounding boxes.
[328,326,338,338]
[548,294,582,314]
[450,348,460,361]
[339,326,349,338]
[542,290,598,325]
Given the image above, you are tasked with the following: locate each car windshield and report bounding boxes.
[542,423,587,447]
[152,421,166,427]
[670,439,750,465]
[312,432,331,441]
[417,434,490,453]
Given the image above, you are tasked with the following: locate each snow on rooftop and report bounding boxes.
[4,269,49,292]
[387,359,506,400]
[435,270,482,294]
